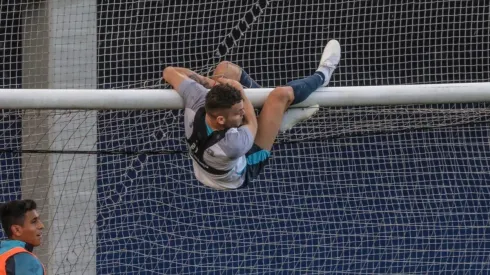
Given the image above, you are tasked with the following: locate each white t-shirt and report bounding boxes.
[177,79,254,190]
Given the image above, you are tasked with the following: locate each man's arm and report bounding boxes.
[215,78,258,138]
[173,68,217,89]
[162,67,216,90]
[162,67,216,111]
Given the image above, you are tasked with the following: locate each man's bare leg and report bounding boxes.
[213,61,241,80]
[208,63,320,151]
[212,61,261,88]
[209,63,321,151]
[253,87,295,151]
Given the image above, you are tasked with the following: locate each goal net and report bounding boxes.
[1,0,489,274]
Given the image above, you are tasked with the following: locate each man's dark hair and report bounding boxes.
[205,84,243,115]
[0,199,37,238]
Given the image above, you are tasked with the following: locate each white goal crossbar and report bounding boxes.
[1,83,488,110]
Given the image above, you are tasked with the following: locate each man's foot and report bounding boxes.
[279,104,320,133]
[317,39,341,87]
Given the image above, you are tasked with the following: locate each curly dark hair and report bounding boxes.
[0,199,37,238]
[205,84,243,115]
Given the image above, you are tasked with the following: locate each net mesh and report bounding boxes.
[1,0,490,274]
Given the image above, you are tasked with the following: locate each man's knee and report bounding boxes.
[162,66,174,79]
[216,61,234,71]
[213,61,241,80]
[268,87,294,106]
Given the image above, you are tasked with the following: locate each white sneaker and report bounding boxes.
[317,39,341,86]
[279,104,320,133]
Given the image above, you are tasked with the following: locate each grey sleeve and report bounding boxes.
[219,126,255,159]
[176,79,208,111]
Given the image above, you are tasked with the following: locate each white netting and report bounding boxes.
[1,1,490,274]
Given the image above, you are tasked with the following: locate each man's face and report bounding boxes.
[11,210,44,247]
[223,101,245,128]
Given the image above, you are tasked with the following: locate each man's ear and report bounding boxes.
[10,224,23,237]
[216,115,226,125]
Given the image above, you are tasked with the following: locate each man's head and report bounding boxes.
[205,84,244,129]
[0,199,44,246]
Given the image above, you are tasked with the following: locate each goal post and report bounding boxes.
[0,82,489,110]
